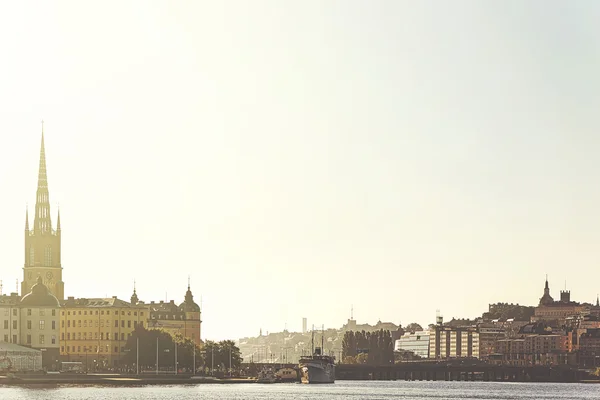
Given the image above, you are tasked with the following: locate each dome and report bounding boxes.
[179,285,200,313]
[20,276,60,307]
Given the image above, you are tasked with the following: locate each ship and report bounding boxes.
[298,326,335,384]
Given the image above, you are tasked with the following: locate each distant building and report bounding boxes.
[428,326,479,359]
[395,331,430,358]
[60,295,149,369]
[19,276,61,369]
[302,318,307,334]
[21,130,65,300]
[532,278,587,326]
[145,282,202,346]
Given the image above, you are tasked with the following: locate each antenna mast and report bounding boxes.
[311,324,314,355]
[321,324,324,354]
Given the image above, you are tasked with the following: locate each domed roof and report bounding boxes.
[179,285,200,313]
[20,276,60,307]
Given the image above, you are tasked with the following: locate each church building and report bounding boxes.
[21,128,65,300]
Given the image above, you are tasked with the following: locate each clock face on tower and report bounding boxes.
[46,271,53,280]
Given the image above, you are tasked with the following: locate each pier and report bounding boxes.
[336,363,583,383]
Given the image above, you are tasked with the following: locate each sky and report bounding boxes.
[0,1,600,341]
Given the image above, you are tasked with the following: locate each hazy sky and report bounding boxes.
[1,1,599,341]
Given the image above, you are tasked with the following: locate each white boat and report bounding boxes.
[298,328,335,384]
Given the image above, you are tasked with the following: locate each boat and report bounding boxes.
[256,367,278,383]
[298,326,335,384]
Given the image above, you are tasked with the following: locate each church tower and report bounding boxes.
[22,125,64,300]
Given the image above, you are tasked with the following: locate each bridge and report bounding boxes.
[336,363,582,383]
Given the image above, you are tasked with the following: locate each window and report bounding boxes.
[68,320,71,328]
[101,311,104,315]
[78,311,81,315]
[78,320,81,327]
[67,333,70,340]
[39,320,45,330]
[134,321,137,328]
[52,320,56,330]
[3,334,7,342]
[114,346,118,353]
[51,335,56,344]
[83,332,87,339]
[61,320,64,328]
[44,245,52,266]
[39,335,45,344]
[95,320,98,328]
[67,346,70,352]
[114,333,118,340]
[61,333,64,340]
[77,332,81,339]
[27,335,31,344]
[3,321,7,329]
[141,312,144,316]
[12,320,16,329]
[27,309,31,316]
[115,320,118,328]
[84,311,87,315]
[127,320,131,328]
[134,312,137,316]
[52,309,56,316]
[84,320,87,327]
[12,309,16,316]
[120,333,124,341]
[12,335,16,343]
[61,346,64,352]
[78,346,81,352]
[39,309,45,316]
[27,320,32,329]
[121,320,124,328]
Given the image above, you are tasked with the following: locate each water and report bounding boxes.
[0,381,598,399]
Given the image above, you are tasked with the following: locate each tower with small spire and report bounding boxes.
[130,280,139,305]
[179,277,202,345]
[22,123,64,300]
[538,275,554,306]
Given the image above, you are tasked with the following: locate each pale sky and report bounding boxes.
[1,1,599,341]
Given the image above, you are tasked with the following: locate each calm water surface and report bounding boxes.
[0,381,597,399]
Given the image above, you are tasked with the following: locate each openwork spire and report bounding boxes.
[34,123,53,235]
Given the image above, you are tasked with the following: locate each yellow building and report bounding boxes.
[59,296,149,369]
[22,130,65,301]
[142,283,202,346]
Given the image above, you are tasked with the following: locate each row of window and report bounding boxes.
[63,310,144,316]
[3,320,56,330]
[2,309,18,316]
[63,320,142,329]
[62,345,126,354]
[62,332,134,341]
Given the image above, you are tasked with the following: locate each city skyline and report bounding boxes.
[1,1,600,341]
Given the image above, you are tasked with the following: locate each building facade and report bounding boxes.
[0,293,20,345]
[395,331,430,358]
[22,131,64,300]
[143,283,202,346]
[428,326,479,359]
[18,276,61,369]
[59,296,149,369]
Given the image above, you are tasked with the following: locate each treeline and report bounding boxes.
[341,329,394,365]
[122,326,242,373]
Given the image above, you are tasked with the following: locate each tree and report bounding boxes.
[199,340,242,373]
[405,323,423,333]
[122,326,202,373]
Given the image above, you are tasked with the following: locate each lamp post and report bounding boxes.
[211,345,214,376]
[175,341,178,375]
[136,336,139,375]
[156,336,159,375]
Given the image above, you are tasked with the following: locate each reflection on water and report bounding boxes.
[1,381,599,400]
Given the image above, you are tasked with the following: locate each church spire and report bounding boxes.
[25,206,29,230]
[57,207,61,230]
[34,122,53,235]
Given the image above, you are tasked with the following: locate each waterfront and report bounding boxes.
[0,381,598,399]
